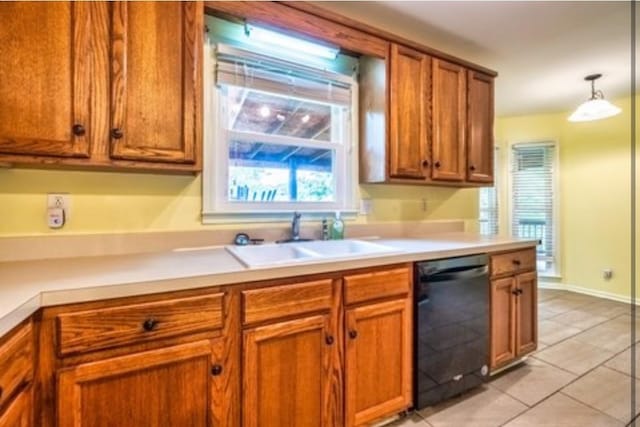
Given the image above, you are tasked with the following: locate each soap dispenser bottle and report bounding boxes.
[330,211,344,240]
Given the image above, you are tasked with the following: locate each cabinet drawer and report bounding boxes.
[57,293,224,356]
[242,280,333,326]
[491,248,536,277]
[344,267,411,305]
[0,323,33,410]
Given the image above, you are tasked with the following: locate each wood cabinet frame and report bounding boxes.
[0,1,203,173]
[0,2,94,159]
[37,264,411,427]
[388,44,430,180]
[431,58,467,182]
[490,249,538,370]
[345,298,412,427]
[466,70,495,183]
[242,314,336,427]
[57,340,214,427]
[110,1,201,164]
[1,1,495,178]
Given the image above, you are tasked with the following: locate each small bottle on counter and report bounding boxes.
[321,218,330,240]
[330,211,344,240]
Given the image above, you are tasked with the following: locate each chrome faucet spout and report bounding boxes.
[291,211,302,241]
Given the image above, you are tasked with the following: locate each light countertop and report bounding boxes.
[0,233,536,337]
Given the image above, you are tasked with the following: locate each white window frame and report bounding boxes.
[479,147,500,236]
[202,39,359,223]
[507,140,561,277]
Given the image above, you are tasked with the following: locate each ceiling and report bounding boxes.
[314,1,634,116]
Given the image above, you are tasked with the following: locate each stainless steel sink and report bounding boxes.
[226,239,400,268]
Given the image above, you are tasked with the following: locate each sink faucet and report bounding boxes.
[291,211,302,241]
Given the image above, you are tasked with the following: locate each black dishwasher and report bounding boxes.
[414,254,490,409]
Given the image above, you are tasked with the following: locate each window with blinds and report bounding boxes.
[479,149,499,235]
[204,41,357,215]
[510,142,557,273]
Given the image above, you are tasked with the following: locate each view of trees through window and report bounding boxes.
[223,86,343,204]
[229,165,334,202]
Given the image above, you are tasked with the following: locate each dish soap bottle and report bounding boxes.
[330,211,344,240]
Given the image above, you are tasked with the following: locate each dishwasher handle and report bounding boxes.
[422,264,488,282]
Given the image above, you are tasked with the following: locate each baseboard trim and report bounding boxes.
[539,281,639,305]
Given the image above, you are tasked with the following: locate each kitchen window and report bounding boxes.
[203,39,358,220]
[509,142,558,274]
[479,148,499,235]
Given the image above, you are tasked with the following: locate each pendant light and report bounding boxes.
[568,74,621,122]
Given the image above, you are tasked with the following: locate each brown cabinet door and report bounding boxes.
[345,299,412,427]
[57,340,213,427]
[467,70,494,183]
[243,314,339,427]
[110,1,202,164]
[431,59,466,181]
[0,386,32,427]
[490,277,516,368]
[516,271,538,356]
[388,44,430,180]
[0,2,93,158]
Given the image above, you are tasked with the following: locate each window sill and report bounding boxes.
[202,210,359,224]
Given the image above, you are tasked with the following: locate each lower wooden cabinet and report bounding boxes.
[0,386,32,427]
[490,249,538,370]
[243,314,336,427]
[57,340,217,427]
[345,298,412,427]
[490,277,517,368]
[0,321,34,427]
[242,265,412,427]
[515,271,537,356]
[29,265,413,426]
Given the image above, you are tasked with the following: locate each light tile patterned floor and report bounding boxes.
[391,289,639,427]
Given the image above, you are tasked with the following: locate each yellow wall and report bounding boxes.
[0,167,478,236]
[0,5,483,238]
[496,95,635,299]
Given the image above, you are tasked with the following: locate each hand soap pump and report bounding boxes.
[330,211,344,240]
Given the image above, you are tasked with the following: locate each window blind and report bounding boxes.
[511,143,555,265]
[479,149,499,235]
[215,44,352,106]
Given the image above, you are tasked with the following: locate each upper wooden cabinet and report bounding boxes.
[431,59,467,182]
[361,43,495,187]
[0,2,93,158]
[388,45,430,180]
[467,70,495,183]
[0,1,203,173]
[110,1,201,164]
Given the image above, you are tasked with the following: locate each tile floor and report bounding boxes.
[392,289,639,427]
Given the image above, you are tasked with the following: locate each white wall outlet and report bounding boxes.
[47,193,70,228]
[603,269,613,280]
[359,199,373,215]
